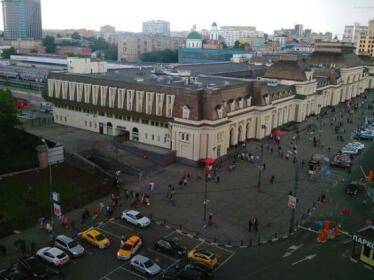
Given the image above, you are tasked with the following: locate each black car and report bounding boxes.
[0,266,29,280]
[17,256,48,279]
[162,267,202,280]
[154,238,187,257]
[181,262,214,278]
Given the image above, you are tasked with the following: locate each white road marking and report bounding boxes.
[298,225,319,234]
[292,254,317,266]
[191,241,205,250]
[147,248,178,262]
[283,243,304,258]
[107,219,134,231]
[97,227,121,239]
[164,230,176,238]
[215,251,236,272]
[363,264,372,270]
[119,266,148,280]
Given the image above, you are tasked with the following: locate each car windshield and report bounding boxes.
[144,260,154,268]
[95,234,105,241]
[135,213,144,219]
[57,252,66,259]
[121,244,133,250]
[68,240,78,248]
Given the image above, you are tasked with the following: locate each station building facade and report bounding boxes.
[44,42,374,164]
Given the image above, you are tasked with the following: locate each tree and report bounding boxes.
[1,47,16,59]
[71,32,81,41]
[141,49,178,63]
[0,88,19,131]
[90,37,117,60]
[234,40,241,49]
[42,36,56,53]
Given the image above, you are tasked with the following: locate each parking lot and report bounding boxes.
[58,218,235,279]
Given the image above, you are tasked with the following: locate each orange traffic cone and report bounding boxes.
[318,229,328,243]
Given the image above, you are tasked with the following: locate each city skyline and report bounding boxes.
[0,0,373,36]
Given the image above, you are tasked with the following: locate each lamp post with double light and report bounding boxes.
[41,138,54,234]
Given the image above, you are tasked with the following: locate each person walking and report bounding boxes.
[216,174,220,183]
[270,175,275,184]
[208,213,213,226]
[248,219,253,232]
[253,217,259,232]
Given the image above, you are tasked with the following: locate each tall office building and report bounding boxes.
[2,0,42,40]
[142,20,170,36]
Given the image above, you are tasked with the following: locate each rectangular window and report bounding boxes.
[186,134,189,141]
[152,134,155,140]
[181,133,185,140]
[64,116,67,122]
[142,119,148,124]
[145,133,148,139]
[155,122,159,127]
[85,121,87,126]
[151,121,155,126]
[157,136,160,142]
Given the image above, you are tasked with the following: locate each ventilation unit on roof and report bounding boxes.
[224,80,230,85]
[135,77,144,82]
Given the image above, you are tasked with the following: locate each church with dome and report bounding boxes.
[186,25,203,48]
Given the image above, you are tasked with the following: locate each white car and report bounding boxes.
[36,247,70,267]
[121,210,151,228]
[130,254,161,276]
[341,146,359,155]
[347,142,364,150]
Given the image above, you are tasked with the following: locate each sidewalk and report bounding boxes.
[1,91,373,269]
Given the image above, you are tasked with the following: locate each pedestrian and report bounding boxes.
[253,217,259,232]
[61,216,69,229]
[149,181,155,192]
[187,173,191,180]
[248,219,253,232]
[38,217,45,229]
[216,174,220,183]
[125,189,129,199]
[183,177,188,187]
[270,175,275,184]
[99,202,105,213]
[170,194,176,206]
[262,163,266,170]
[208,213,213,226]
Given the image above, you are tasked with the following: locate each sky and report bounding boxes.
[1,0,373,35]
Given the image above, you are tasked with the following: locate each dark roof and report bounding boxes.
[356,225,374,241]
[307,51,364,68]
[173,62,267,76]
[358,55,374,66]
[187,31,202,40]
[263,60,310,81]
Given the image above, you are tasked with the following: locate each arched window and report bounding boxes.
[132,127,139,141]
[182,105,191,119]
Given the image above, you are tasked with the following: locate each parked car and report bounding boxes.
[162,266,202,280]
[117,235,142,260]
[187,250,218,269]
[154,238,187,257]
[177,261,214,278]
[121,210,151,228]
[130,254,161,277]
[36,247,70,267]
[17,256,48,279]
[79,228,110,249]
[330,154,352,169]
[0,266,29,280]
[346,142,364,150]
[341,146,359,155]
[54,235,85,258]
[356,130,374,140]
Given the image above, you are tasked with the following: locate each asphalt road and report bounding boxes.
[40,216,372,280]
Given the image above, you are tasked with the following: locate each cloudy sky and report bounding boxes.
[1,0,373,35]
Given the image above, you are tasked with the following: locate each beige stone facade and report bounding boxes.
[44,43,374,164]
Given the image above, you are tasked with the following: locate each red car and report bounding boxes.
[330,154,352,169]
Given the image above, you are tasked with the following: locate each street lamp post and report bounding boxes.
[41,138,54,234]
[204,172,208,221]
[256,144,264,192]
[289,137,299,233]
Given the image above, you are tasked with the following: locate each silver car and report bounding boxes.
[130,254,161,276]
[54,235,85,257]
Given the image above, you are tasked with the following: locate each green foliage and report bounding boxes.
[71,32,81,40]
[0,88,19,130]
[42,35,56,53]
[141,49,178,63]
[1,47,16,59]
[90,37,117,60]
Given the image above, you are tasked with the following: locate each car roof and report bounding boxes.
[132,254,149,262]
[47,247,63,255]
[56,235,73,243]
[125,210,140,215]
[85,229,102,236]
[194,250,214,256]
[126,235,141,244]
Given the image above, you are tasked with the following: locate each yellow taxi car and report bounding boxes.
[117,235,142,260]
[187,249,218,269]
[79,228,110,249]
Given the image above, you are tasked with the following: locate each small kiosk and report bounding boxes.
[351,225,374,267]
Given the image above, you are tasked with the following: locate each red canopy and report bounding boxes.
[202,157,216,165]
[272,128,286,137]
